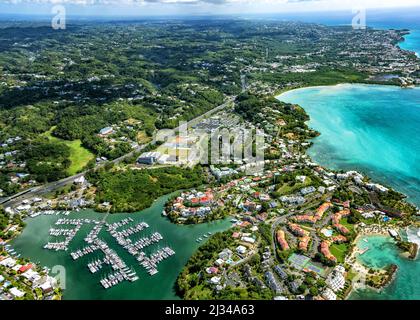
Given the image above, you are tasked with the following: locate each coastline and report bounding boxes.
[275,83,420,211]
[275,84,420,300]
[344,229,397,299]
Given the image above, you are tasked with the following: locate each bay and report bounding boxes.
[10,193,232,300]
[277,84,420,300]
[277,84,420,208]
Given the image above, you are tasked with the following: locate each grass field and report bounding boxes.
[329,243,350,263]
[277,177,312,196]
[43,127,95,175]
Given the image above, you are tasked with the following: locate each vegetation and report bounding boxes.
[43,127,94,175]
[87,166,207,212]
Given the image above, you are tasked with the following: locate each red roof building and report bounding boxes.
[276,230,290,251]
[18,264,33,273]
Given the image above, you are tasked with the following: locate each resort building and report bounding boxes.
[326,265,346,292]
[276,230,289,251]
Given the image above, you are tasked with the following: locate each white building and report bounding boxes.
[322,288,337,300]
[9,287,25,298]
[326,265,346,292]
[236,245,247,254]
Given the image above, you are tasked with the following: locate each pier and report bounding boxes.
[41,212,176,289]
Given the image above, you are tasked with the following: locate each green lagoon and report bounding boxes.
[10,194,232,300]
[278,84,420,208]
[349,231,420,300]
[278,84,420,299]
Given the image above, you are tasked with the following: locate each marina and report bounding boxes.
[39,207,180,290]
[10,193,232,299]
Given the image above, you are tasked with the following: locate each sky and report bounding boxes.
[0,0,419,17]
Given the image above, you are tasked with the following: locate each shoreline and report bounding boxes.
[275,83,420,300]
[345,230,392,299]
[275,83,420,212]
[345,225,420,299]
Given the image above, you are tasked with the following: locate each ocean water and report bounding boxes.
[256,9,420,57]
[278,84,420,208]
[277,84,420,300]
[349,233,420,300]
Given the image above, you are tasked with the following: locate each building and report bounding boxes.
[322,288,337,300]
[366,183,389,193]
[320,240,337,263]
[137,152,162,165]
[236,245,247,255]
[265,271,283,294]
[280,195,305,205]
[300,186,316,196]
[274,265,288,280]
[99,127,114,136]
[9,287,25,298]
[276,230,289,251]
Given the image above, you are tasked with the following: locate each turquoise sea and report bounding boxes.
[11,194,232,299]
[278,85,420,299]
[278,84,420,208]
[400,30,420,57]
[349,231,420,300]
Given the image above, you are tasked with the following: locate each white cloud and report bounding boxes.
[0,0,419,15]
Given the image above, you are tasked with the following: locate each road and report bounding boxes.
[0,97,234,208]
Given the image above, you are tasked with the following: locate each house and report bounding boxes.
[74,176,86,185]
[39,281,53,294]
[322,288,337,300]
[236,245,247,255]
[0,257,16,268]
[9,287,25,298]
[99,127,114,136]
[326,266,346,292]
[296,175,307,183]
[300,186,316,196]
[16,173,29,179]
[218,248,233,260]
[18,264,33,273]
[215,258,225,267]
[241,236,256,244]
[206,267,219,274]
[22,269,41,283]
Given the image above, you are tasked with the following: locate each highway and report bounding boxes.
[0,97,234,208]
